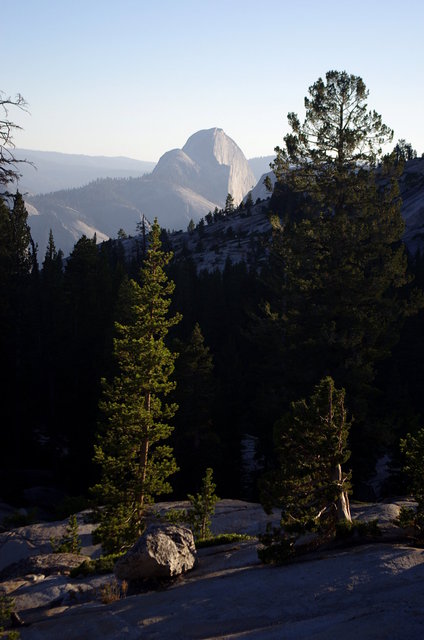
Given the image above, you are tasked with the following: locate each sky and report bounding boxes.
[3,0,424,162]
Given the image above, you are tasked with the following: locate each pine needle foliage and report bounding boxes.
[92,219,181,553]
[259,377,352,562]
[187,468,220,540]
[50,514,82,554]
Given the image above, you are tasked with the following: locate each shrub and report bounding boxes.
[0,593,20,638]
[187,468,219,540]
[335,519,381,539]
[70,553,123,578]
[50,514,82,554]
[99,579,128,604]
[195,533,252,548]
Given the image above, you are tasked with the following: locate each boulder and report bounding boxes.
[114,524,196,581]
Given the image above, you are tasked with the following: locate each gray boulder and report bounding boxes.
[114,524,196,581]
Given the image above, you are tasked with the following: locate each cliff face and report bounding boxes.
[156,127,256,206]
[25,128,256,257]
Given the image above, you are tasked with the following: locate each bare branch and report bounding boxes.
[0,91,31,188]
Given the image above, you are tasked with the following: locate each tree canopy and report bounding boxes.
[272,70,394,215]
[260,377,351,561]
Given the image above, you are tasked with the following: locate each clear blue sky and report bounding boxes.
[3,0,424,161]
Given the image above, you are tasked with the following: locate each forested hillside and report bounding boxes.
[2,74,424,559]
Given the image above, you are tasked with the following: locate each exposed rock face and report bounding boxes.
[114,524,196,581]
[181,128,256,204]
[0,553,89,580]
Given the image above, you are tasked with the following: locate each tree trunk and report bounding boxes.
[137,392,151,531]
[333,463,352,522]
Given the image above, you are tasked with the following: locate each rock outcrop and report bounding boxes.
[0,553,90,580]
[114,524,196,581]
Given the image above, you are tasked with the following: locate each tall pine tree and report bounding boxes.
[172,323,219,494]
[263,71,419,475]
[93,219,181,553]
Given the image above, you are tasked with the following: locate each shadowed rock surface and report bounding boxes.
[1,500,423,639]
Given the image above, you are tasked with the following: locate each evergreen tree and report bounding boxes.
[61,235,118,490]
[224,193,235,215]
[172,323,219,493]
[245,192,253,215]
[393,139,417,163]
[262,71,418,474]
[40,230,65,453]
[260,377,351,561]
[187,468,219,540]
[272,70,393,215]
[0,193,38,470]
[92,219,181,553]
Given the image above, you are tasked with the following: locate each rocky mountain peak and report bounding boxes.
[180,128,256,204]
[24,128,259,257]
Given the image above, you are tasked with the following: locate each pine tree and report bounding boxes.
[40,229,65,448]
[172,323,219,493]
[92,219,181,553]
[272,70,393,216]
[0,193,38,470]
[50,514,82,554]
[263,71,419,464]
[61,235,118,491]
[224,193,235,214]
[187,468,220,540]
[260,377,351,561]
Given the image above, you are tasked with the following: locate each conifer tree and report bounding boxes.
[93,219,181,553]
[0,193,38,469]
[224,193,235,214]
[172,323,219,493]
[260,377,351,561]
[187,468,220,540]
[272,70,394,215]
[263,71,418,462]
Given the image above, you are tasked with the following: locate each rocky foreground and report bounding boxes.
[1,500,423,639]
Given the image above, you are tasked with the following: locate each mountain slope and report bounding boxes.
[25,128,256,257]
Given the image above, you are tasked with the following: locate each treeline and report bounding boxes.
[0,199,265,502]
[2,187,424,507]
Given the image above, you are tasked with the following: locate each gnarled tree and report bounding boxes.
[260,377,351,561]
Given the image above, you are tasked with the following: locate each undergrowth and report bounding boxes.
[70,553,123,578]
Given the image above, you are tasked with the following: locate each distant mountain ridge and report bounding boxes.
[14,149,156,195]
[25,128,257,257]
